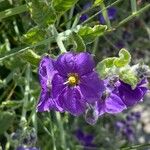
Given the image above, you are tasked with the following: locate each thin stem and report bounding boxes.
[52,25,67,53]
[100,2,111,29]
[93,37,99,55]
[81,0,123,25]
[130,0,137,14]
[56,112,67,150]
[67,6,75,29]
[21,64,30,123]
[116,3,150,28]
[121,143,150,150]
[48,113,57,150]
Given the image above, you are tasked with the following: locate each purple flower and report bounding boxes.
[115,40,125,49]
[37,52,105,116]
[99,7,117,24]
[97,77,148,116]
[75,129,96,150]
[80,14,89,22]
[97,77,126,116]
[115,111,141,141]
[80,2,92,22]
[16,146,39,150]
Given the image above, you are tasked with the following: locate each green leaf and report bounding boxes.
[70,32,86,52]
[114,49,131,67]
[0,111,15,134]
[119,69,138,88]
[0,44,7,55]
[94,0,104,6]
[78,25,107,44]
[96,57,116,78]
[21,26,46,45]
[0,101,23,109]
[20,49,41,66]
[52,0,79,15]
[28,0,56,27]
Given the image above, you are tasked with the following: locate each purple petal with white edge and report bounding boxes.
[79,72,105,103]
[97,93,126,116]
[51,73,66,98]
[38,56,56,90]
[37,90,54,112]
[118,81,147,107]
[57,87,85,116]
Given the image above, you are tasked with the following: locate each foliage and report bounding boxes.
[0,0,150,150]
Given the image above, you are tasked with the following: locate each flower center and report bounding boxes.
[68,73,79,86]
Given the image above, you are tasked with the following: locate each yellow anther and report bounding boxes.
[67,74,79,86]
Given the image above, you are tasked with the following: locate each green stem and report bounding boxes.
[49,113,57,150]
[93,37,99,55]
[52,26,67,53]
[21,64,30,124]
[116,3,150,28]
[0,4,28,21]
[82,0,123,25]
[56,112,67,150]
[100,2,111,29]
[121,143,150,150]
[130,0,137,14]
[71,14,80,29]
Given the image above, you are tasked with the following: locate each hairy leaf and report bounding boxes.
[119,69,138,89]
[28,0,56,27]
[78,25,107,44]
[20,49,41,66]
[52,0,79,15]
[0,111,15,134]
[96,57,116,78]
[21,26,46,45]
[114,48,131,67]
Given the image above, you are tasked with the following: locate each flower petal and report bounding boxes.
[79,72,105,103]
[75,52,95,75]
[55,53,76,76]
[37,90,54,112]
[55,52,95,76]
[118,81,147,106]
[51,73,66,98]
[97,93,126,116]
[57,87,85,116]
[104,93,126,114]
[38,56,56,90]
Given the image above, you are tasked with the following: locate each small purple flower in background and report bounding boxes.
[99,7,117,24]
[115,40,125,49]
[115,111,141,141]
[37,52,105,116]
[80,14,89,22]
[75,129,96,150]
[16,146,39,150]
[80,2,92,22]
